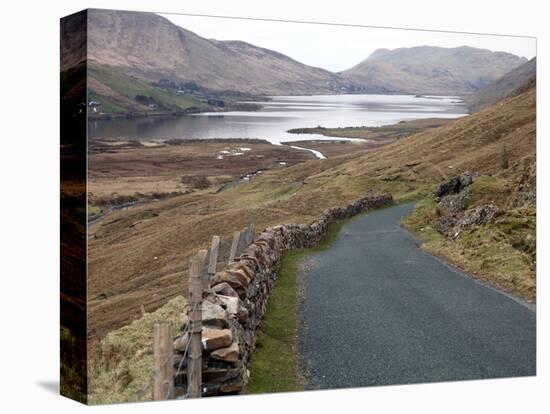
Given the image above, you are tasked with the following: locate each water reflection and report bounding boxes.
[88,94,468,144]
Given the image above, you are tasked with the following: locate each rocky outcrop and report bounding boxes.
[437,204,498,239]
[434,171,479,199]
[172,193,393,396]
[437,187,472,214]
[510,160,536,208]
[434,172,498,238]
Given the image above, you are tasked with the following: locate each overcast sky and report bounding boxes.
[160,13,536,72]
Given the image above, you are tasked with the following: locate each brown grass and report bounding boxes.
[88,85,535,338]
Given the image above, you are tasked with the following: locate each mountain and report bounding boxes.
[61,9,530,114]
[342,46,527,95]
[466,57,536,112]
[84,9,351,97]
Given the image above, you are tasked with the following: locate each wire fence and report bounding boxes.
[167,318,193,399]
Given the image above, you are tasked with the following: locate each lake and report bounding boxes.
[88,94,468,144]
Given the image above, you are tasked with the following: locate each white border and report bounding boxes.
[0,1,546,413]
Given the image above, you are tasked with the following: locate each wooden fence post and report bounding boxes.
[197,249,209,290]
[153,321,174,400]
[208,235,220,276]
[248,221,255,245]
[239,226,249,254]
[228,230,241,263]
[187,253,204,398]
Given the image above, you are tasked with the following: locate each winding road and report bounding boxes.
[299,202,536,389]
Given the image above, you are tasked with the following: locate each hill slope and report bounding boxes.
[84,9,350,96]
[466,57,536,112]
[342,46,527,94]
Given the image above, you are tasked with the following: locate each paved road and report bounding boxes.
[299,203,536,389]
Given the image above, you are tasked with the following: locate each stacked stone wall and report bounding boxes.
[173,193,393,396]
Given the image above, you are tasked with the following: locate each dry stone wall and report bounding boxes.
[173,192,393,396]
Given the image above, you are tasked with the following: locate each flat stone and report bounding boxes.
[202,328,233,351]
[226,268,252,285]
[210,271,248,298]
[235,263,255,280]
[212,282,239,298]
[202,301,229,328]
[210,342,240,363]
[217,295,239,316]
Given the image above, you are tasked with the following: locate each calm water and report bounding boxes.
[88,94,468,144]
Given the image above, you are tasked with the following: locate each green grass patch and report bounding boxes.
[469,175,512,206]
[245,215,358,394]
[362,177,432,203]
[401,197,444,244]
[87,203,103,216]
[88,64,205,113]
[88,91,128,113]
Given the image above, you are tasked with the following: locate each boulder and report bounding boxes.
[202,328,233,351]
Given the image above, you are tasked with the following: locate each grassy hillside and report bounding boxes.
[89,296,186,404]
[81,9,353,96]
[87,63,207,114]
[467,57,536,112]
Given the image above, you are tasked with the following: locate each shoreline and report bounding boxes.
[88,101,264,121]
[88,92,467,122]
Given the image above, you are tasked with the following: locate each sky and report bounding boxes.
[160,13,536,72]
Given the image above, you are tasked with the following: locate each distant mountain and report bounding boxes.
[341,46,527,95]
[466,57,536,112]
[84,9,353,96]
[61,9,531,114]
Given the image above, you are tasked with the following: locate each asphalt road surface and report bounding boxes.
[299,202,536,389]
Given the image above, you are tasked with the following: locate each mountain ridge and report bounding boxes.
[60,9,531,114]
[466,57,536,112]
[85,9,352,96]
[343,45,527,95]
